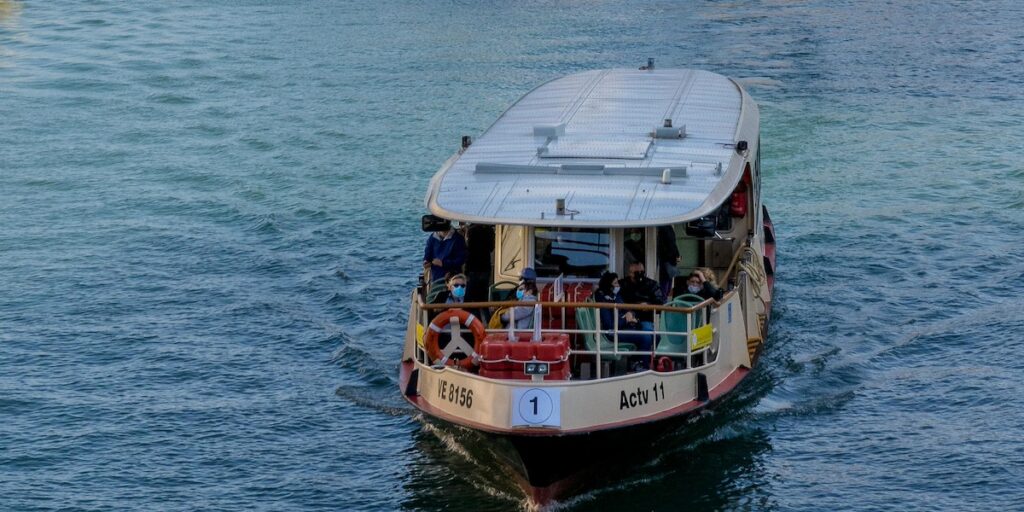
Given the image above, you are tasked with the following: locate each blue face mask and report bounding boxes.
[516,289,525,300]
[612,286,620,295]
[451,285,466,299]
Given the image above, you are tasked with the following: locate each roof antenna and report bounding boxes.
[639,58,654,71]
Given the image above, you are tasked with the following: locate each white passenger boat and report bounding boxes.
[399,66,776,505]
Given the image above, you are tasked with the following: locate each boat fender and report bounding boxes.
[424,308,487,364]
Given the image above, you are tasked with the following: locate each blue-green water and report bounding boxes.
[2,1,1023,510]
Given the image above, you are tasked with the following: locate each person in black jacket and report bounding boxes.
[620,261,666,318]
[463,223,494,303]
[618,263,663,371]
[657,225,681,297]
[683,270,723,302]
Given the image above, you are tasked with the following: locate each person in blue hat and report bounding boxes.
[519,267,538,286]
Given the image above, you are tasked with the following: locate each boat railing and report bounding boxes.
[411,295,730,379]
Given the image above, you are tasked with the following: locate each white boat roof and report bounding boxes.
[426,68,759,227]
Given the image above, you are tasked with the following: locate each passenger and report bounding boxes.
[697,267,720,289]
[623,228,645,267]
[620,261,666,316]
[429,273,472,361]
[595,272,637,332]
[463,223,494,303]
[657,225,681,297]
[610,267,659,370]
[423,222,467,283]
[519,267,538,289]
[431,273,468,305]
[685,270,723,301]
[500,281,539,330]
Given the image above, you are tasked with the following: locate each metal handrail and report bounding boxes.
[411,294,721,377]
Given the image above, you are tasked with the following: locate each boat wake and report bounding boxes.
[334,384,413,418]
[419,422,527,510]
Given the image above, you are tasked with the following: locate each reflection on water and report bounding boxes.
[0,0,20,24]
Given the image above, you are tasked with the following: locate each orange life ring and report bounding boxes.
[424,308,486,363]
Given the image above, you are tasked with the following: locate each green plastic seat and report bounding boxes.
[425,278,448,303]
[656,297,704,355]
[488,280,519,302]
[575,300,636,360]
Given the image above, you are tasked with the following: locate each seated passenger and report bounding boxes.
[519,267,538,288]
[500,281,538,330]
[429,274,471,360]
[620,262,666,321]
[431,273,468,305]
[596,271,653,369]
[685,270,723,302]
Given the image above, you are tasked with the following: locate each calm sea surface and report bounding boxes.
[2,1,1023,510]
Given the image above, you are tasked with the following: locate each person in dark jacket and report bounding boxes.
[657,225,681,297]
[683,270,723,302]
[617,265,663,371]
[620,261,666,324]
[428,274,470,358]
[594,272,652,352]
[463,223,494,302]
[423,223,467,283]
[594,272,629,331]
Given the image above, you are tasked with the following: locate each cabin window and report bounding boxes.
[496,225,525,281]
[533,228,610,278]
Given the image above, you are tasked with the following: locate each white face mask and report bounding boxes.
[687,284,702,293]
[612,286,620,295]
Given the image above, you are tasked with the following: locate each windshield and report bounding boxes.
[533,228,610,278]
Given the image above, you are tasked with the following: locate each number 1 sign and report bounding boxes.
[511,387,562,427]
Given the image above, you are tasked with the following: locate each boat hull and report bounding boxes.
[401,361,753,505]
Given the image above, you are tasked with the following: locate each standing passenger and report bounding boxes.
[464,223,494,303]
[657,225,681,297]
[423,222,467,283]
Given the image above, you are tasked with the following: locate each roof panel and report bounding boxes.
[427,69,757,226]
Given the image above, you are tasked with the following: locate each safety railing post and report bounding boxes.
[595,304,602,379]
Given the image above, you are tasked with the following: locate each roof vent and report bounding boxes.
[654,124,686,139]
[533,123,566,138]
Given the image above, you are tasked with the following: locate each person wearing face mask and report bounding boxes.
[619,262,666,318]
[500,281,538,330]
[595,272,641,338]
[428,274,473,359]
[423,222,467,283]
[431,273,469,305]
[685,270,723,301]
[612,267,662,371]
